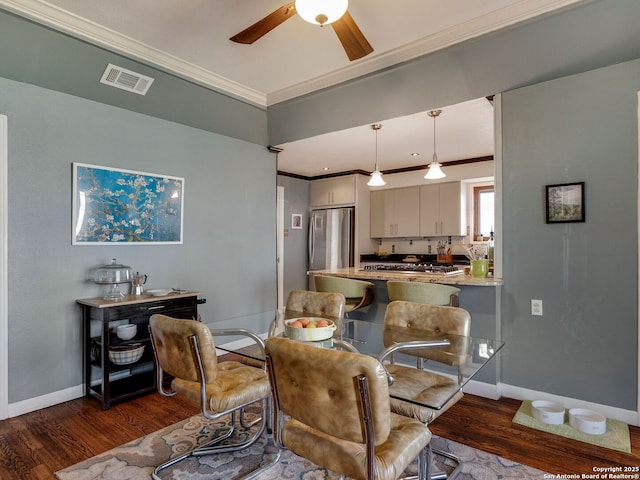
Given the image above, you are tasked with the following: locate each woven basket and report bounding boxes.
[109,343,144,365]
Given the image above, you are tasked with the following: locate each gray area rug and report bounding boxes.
[56,409,550,479]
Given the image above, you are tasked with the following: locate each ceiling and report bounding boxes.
[275,97,495,177]
[0,0,586,177]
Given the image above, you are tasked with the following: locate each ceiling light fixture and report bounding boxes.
[295,0,348,26]
[424,109,446,180]
[367,123,385,187]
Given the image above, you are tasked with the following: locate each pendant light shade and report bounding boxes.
[424,109,446,180]
[367,123,385,186]
[295,0,348,26]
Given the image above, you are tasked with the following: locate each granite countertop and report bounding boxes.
[308,267,502,286]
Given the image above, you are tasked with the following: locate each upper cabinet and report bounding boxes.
[370,187,420,238]
[419,182,464,236]
[310,175,356,207]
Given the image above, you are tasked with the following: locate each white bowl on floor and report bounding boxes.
[569,408,606,435]
[531,400,565,425]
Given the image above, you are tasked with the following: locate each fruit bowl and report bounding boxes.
[285,317,336,342]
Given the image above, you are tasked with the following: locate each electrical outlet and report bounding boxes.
[531,299,543,316]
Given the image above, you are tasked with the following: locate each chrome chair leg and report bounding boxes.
[151,399,276,480]
[401,447,460,480]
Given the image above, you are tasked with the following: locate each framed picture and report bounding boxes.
[291,213,302,229]
[545,182,585,223]
[72,163,184,244]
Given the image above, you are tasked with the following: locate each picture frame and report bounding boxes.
[545,182,585,223]
[72,163,184,244]
[291,213,302,229]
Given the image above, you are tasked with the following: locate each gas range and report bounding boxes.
[361,263,464,275]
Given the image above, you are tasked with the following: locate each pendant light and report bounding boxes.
[424,109,446,180]
[295,0,348,26]
[367,123,385,186]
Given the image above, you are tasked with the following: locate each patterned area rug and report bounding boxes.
[513,400,631,454]
[56,410,549,479]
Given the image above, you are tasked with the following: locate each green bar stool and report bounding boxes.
[387,280,460,307]
[313,275,375,315]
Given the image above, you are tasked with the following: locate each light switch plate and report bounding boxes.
[531,299,543,316]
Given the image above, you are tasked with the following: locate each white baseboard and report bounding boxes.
[8,384,84,418]
[463,379,503,400]
[7,342,639,428]
[500,383,639,426]
[215,333,268,357]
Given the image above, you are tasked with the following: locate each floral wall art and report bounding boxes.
[72,163,184,244]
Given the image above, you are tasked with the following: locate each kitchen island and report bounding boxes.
[308,267,502,393]
[308,267,502,286]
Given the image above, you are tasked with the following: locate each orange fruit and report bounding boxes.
[299,318,310,327]
[289,321,303,328]
[317,319,329,327]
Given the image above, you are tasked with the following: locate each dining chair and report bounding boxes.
[313,275,375,315]
[380,300,471,479]
[148,314,279,480]
[285,289,346,318]
[265,336,433,480]
[387,281,460,307]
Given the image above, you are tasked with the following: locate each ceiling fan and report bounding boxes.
[229,1,373,61]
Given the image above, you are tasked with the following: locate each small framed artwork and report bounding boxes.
[545,182,585,223]
[291,214,302,229]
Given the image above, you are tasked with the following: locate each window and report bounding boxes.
[473,185,494,239]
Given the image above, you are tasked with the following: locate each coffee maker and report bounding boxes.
[131,273,147,295]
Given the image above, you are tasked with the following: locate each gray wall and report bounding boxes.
[0,9,267,146]
[501,60,639,410]
[265,3,640,411]
[2,77,276,404]
[271,60,640,411]
[268,0,640,145]
[277,175,310,299]
[3,0,640,412]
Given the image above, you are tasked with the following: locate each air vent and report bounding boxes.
[100,63,154,95]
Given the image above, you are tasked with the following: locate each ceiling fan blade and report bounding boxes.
[331,11,373,61]
[230,2,296,44]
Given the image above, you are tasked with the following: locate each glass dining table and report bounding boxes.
[214,308,505,411]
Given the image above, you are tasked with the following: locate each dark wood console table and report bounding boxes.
[77,292,202,410]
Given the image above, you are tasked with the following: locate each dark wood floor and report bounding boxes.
[0,391,638,479]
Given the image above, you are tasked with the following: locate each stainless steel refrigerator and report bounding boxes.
[308,207,355,282]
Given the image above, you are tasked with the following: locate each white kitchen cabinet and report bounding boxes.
[310,175,356,207]
[370,187,420,238]
[419,182,464,236]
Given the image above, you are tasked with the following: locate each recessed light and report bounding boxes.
[410,152,420,157]
[322,167,330,170]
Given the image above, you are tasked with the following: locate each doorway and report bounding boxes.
[0,114,8,419]
[277,186,284,308]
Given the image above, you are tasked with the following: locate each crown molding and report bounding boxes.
[0,0,268,106]
[0,0,585,107]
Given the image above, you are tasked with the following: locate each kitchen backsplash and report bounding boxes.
[370,236,489,258]
[360,252,471,265]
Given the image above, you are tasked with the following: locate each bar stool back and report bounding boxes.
[387,281,460,307]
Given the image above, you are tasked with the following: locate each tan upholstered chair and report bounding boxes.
[381,300,471,478]
[285,289,345,318]
[265,336,433,480]
[313,275,375,314]
[148,314,278,480]
[387,281,460,307]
